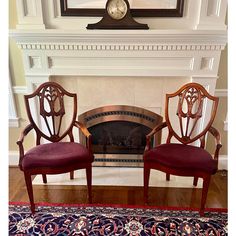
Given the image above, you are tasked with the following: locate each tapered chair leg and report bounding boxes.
[86,166,92,203]
[199,175,211,216]
[166,173,170,181]
[24,173,35,214]
[193,177,198,186]
[144,165,151,204]
[42,174,47,183]
[70,171,74,180]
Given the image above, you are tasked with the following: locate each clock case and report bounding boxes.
[87,0,149,30]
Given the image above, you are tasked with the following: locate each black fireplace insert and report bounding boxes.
[89,120,152,154]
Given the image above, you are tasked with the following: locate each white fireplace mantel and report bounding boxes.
[11,0,227,91]
[10,29,227,79]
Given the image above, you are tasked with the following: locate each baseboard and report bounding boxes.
[12,86,27,94]
[9,117,20,128]
[218,155,228,170]
[215,89,227,97]
[8,151,228,170]
[9,151,19,166]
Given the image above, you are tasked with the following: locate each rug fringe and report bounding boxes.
[9,201,227,212]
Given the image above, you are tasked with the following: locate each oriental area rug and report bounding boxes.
[9,203,227,235]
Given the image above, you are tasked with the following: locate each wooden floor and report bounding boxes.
[9,167,227,209]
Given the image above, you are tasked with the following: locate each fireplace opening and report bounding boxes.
[78,105,163,167]
[89,120,152,154]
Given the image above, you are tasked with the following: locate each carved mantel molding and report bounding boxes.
[10,29,227,49]
[10,29,227,78]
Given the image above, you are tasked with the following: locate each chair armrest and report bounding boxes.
[145,121,167,152]
[16,124,34,170]
[74,121,91,138]
[208,126,222,161]
[74,121,92,152]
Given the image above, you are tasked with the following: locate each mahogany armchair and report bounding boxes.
[143,82,222,216]
[17,82,94,213]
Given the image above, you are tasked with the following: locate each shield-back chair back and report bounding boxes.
[143,82,222,216]
[17,82,94,213]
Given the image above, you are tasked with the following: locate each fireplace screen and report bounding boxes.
[89,121,152,154]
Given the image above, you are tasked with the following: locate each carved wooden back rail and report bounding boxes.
[165,83,219,146]
[24,82,77,144]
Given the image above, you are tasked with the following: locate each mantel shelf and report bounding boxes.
[9,29,227,45]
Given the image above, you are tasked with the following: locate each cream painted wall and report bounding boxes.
[208,13,228,156]
[9,0,17,29]
[8,93,35,151]
[217,45,228,89]
[9,0,35,151]
[9,0,228,157]
[9,39,25,86]
[206,45,228,155]
[207,97,228,155]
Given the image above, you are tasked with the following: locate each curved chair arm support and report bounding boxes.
[74,121,92,152]
[145,122,167,152]
[16,124,34,170]
[74,121,91,138]
[208,126,222,162]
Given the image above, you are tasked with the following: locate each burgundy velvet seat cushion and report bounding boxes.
[22,142,94,170]
[144,143,217,174]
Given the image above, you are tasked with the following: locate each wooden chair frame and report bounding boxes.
[143,82,222,216]
[17,82,93,213]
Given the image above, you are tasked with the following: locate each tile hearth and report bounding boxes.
[32,167,203,188]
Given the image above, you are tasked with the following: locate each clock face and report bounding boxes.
[107,0,128,20]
